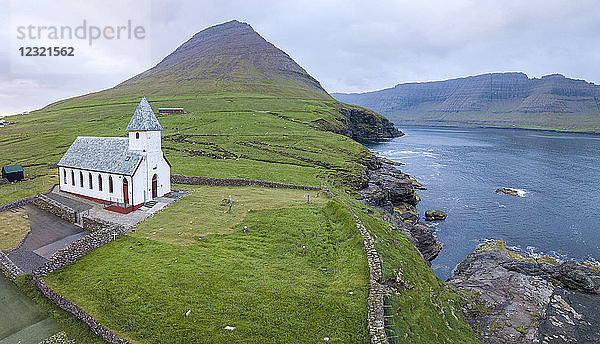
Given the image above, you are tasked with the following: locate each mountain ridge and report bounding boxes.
[333,72,600,132]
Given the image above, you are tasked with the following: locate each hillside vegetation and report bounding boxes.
[0,20,477,343]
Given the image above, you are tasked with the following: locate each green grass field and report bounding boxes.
[0,206,30,250]
[0,92,477,343]
[45,198,370,343]
[133,186,327,245]
[0,93,373,204]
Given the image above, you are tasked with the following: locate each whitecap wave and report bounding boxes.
[498,187,528,197]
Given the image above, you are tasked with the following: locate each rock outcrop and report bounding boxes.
[358,160,442,263]
[333,72,600,132]
[333,107,402,141]
[425,209,447,221]
[449,240,600,343]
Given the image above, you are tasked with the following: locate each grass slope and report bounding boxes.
[0,93,372,204]
[45,198,369,343]
[1,91,477,343]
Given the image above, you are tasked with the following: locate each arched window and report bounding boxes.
[98,175,103,191]
[88,173,93,189]
[71,171,75,186]
[108,176,113,193]
[136,132,140,139]
[63,169,67,184]
[80,171,84,187]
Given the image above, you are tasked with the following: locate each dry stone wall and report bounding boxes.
[329,192,389,344]
[31,194,76,223]
[82,215,114,232]
[171,174,322,191]
[33,277,131,344]
[0,251,24,280]
[0,195,34,212]
[32,222,131,344]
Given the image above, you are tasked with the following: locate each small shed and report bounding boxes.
[2,164,24,182]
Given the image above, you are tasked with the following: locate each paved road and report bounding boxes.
[7,205,86,274]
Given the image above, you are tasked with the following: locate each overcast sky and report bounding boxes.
[1,0,599,115]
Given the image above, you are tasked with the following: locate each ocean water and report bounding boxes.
[366,127,600,280]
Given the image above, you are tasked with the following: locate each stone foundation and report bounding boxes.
[31,194,76,223]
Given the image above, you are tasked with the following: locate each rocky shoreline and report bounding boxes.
[358,159,442,264]
[358,157,600,343]
[450,240,600,343]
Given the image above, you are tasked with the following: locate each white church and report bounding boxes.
[57,97,171,212]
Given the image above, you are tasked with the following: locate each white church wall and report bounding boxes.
[59,167,130,205]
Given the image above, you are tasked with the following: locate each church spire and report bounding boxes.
[126,96,163,132]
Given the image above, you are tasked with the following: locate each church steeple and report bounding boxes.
[126,97,163,132]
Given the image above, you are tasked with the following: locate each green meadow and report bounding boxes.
[0,93,477,343]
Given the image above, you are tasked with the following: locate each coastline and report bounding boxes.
[361,139,600,343]
[395,123,600,136]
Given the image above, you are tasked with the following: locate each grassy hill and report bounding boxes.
[333,72,600,133]
[0,20,477,343]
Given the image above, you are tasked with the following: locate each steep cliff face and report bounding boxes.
[333,73,600,132]
[315,106,402,141]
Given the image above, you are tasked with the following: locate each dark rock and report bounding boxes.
[424,209,446,221]
[357,160,441,263]
[495,187,519,196]
[559,261,600,294]
[404,223,442,262]
[334,107,403,141]
[450,241,555,343]
[450,240,600,343]
[364,163,419,206]
[393,203,419,225]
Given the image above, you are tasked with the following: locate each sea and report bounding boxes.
[367,127,600,280]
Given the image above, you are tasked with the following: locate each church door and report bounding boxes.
[123,178,129,205]
[152,174,158,198]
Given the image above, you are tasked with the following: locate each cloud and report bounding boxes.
[1,0,599,114]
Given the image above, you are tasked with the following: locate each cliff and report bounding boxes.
[333,72,600,132]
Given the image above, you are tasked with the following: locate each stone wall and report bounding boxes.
[329,192,389,344]
[31,194,76,223]
[34,224,127,277]
[0,251,24,280]
[82,215,114,232]
[32,221,131,343]
[0,195,34,213]
[171,174,322,191]
[33,278,131,344]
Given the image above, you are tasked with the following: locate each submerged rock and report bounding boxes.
[424,209,447,221]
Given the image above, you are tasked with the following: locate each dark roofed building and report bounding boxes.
[2,164,24,182]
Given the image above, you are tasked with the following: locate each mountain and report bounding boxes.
[333,72,600,132]
[51,20,399,141]
[99,20,331,100]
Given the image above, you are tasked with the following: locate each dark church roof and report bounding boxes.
[57,137,142,175]
[126,97,163,132]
